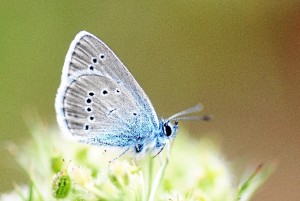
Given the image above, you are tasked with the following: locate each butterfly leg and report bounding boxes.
[109,147,130,163]
[152,146,165,158]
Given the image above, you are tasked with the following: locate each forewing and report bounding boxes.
[59,31,159,127]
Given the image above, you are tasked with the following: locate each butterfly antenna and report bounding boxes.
[172,114,213,122]
[168,103,203,121]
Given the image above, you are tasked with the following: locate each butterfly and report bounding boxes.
[55,31,210,159]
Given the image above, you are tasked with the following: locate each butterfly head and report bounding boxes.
[151,119,178,156]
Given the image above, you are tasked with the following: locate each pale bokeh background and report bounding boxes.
[1,1,299,200]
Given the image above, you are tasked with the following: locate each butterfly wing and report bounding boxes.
[55,31,159,147]
[58,71,152,146]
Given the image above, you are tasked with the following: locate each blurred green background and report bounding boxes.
[1,1,299,200]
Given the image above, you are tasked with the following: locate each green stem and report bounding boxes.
[146,156,153,201]
[147,156,169,201]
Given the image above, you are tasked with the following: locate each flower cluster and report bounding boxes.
[1,121,274,201]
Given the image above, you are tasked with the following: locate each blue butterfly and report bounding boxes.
[55,31,210,159]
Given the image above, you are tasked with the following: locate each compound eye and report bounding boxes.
[164,123,172,137]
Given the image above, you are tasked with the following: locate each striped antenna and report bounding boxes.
[171,114,213,122]
[168,103,203,120]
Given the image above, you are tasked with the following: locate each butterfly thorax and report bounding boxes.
[138,119,178,156]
